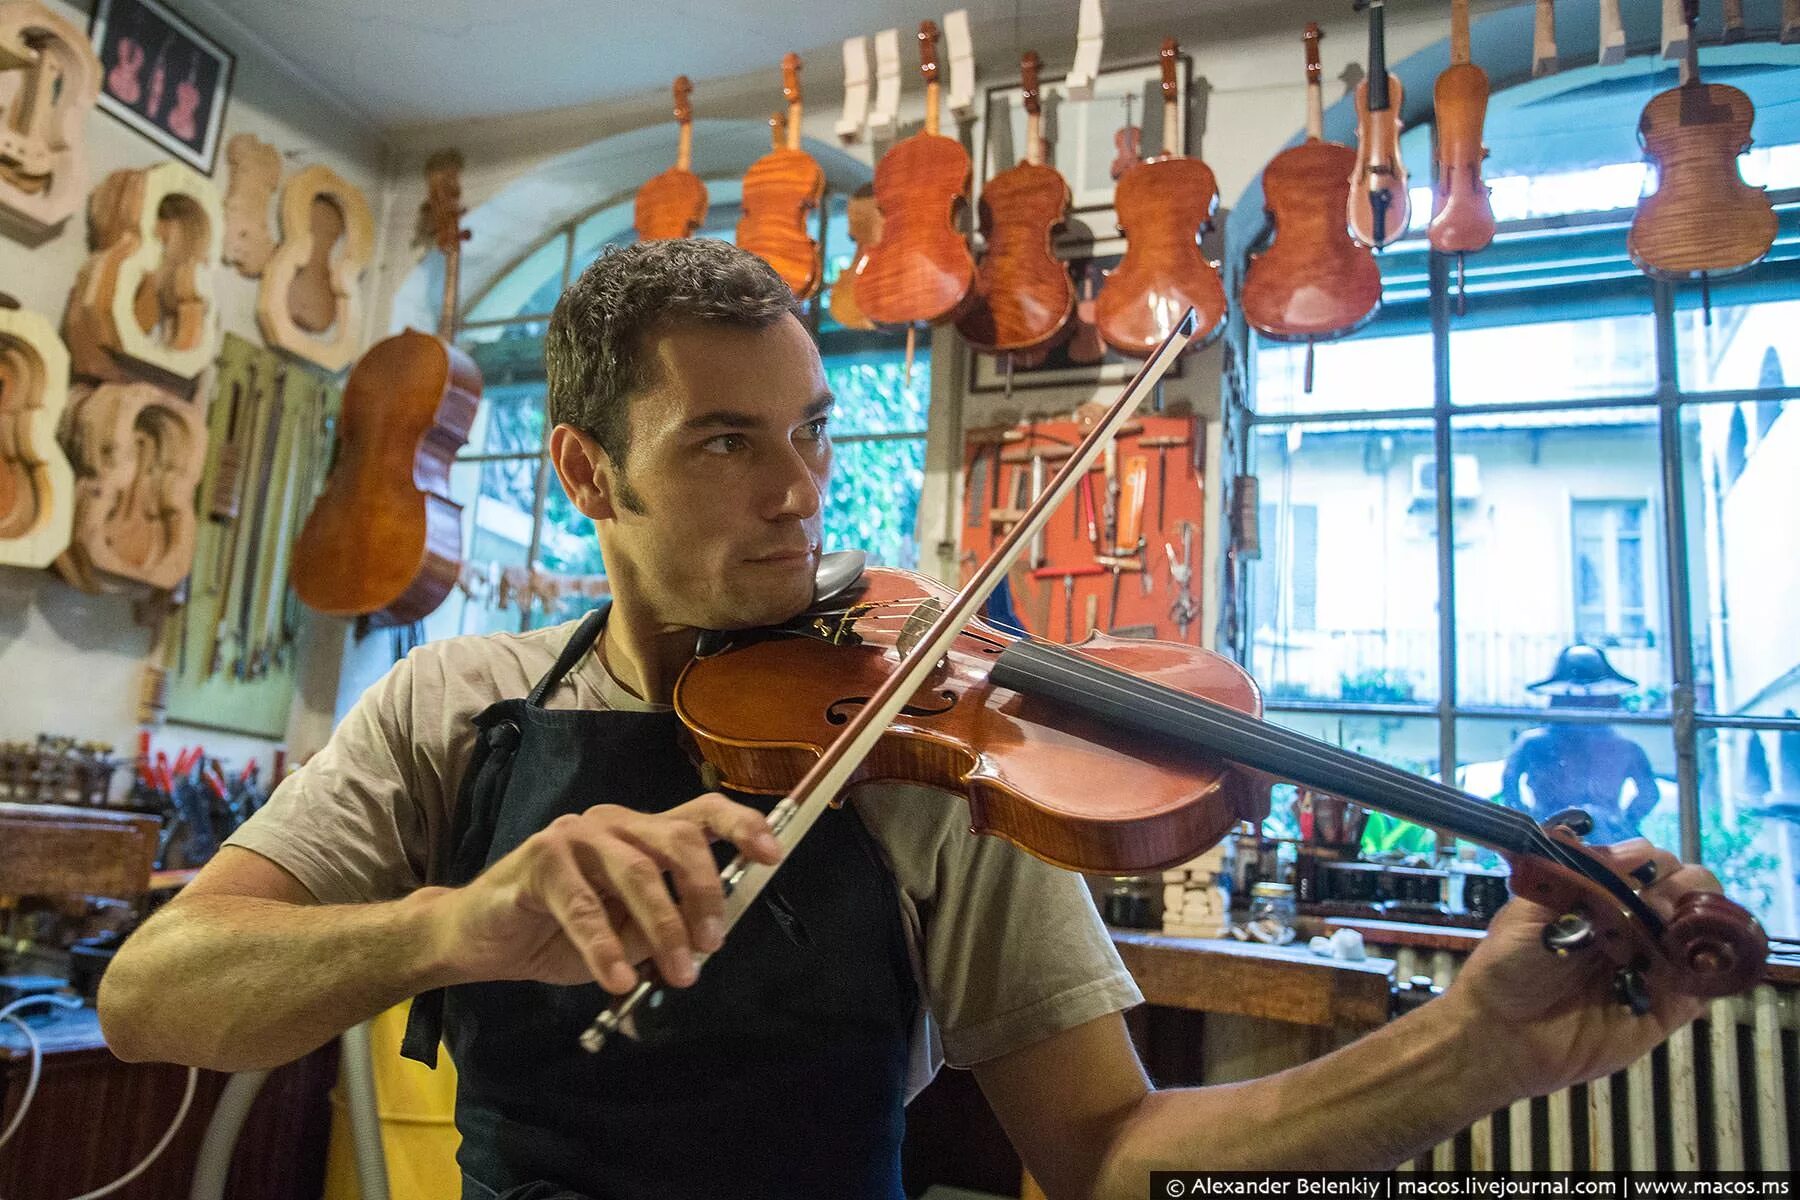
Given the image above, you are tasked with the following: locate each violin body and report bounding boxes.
[289,330,480,624]
[954,161,1074,354]
[634,167,709,241]
[1428,63,1496,255]
[1628,81,1776,278]
[1095,157,1227,355]
[676,567,1269,874]
[855,133,976,327]
[1347,73,1411,248]
[736,148,825,296]
[1242,141,1382,341]
[828,186,880,331]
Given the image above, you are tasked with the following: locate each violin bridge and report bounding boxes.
[897,597,945,657]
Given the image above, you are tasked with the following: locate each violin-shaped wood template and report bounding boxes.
[635,76,709,241]
[737,55,825,298]
[0,299,74,567]
[954,51,1074,356]
[1094,38,1226,355]
[53,380,205,592]
[256,163,375,372]
[64,161,224,384]
[0,0,100,235]
[222,132,281,277]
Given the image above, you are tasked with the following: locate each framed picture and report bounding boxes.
[967,236,1188,395]
[90,0,234,173]
[975,52,1190,217]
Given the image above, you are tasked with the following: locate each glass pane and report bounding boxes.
[824,350,929,436]
[1248,422,1439,704]
[418,460,534,641]
[816,192,855,335]
[456,324,549,456]
[1452,410,1670,710]
[1261,712,1443,858]
[1676,298,1800,394]
[528,468,606,631]
[1681,405,1800,717]
[570,199,636,279]
[465,234,569,323]
[1450,311,1656,405]
[1253,330,1433,416]
[824,437,925,570]
[1698,727,1800,941]
[1457,716,1674,851]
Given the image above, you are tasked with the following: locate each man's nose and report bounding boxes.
[764,443,823,521]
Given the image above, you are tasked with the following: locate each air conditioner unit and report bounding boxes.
[1410,454,1481,505]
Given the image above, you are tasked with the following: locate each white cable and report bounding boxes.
[0,994,199,1200]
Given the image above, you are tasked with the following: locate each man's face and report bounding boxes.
[554,313,833,631]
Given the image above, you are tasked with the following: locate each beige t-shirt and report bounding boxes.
[224,617,1142,1076]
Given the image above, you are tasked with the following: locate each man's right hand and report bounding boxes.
[422,792,784,995]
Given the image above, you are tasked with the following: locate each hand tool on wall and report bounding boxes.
[1033,562,1105,643]
[1137,434,1187,531]
[1166,519,1198,641]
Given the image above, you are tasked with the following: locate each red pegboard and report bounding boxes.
[959,410,1204,645]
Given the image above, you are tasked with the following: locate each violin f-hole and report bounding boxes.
[826,690,958,725]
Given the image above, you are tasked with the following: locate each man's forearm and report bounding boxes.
[100,887,455,1072]
[1096,995,1497,1190]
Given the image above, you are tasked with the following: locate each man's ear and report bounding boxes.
[549,424,617,521]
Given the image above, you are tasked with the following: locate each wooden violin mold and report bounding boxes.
[64,161,224,384]
[0,300,75,567]
[52,380,205,592]
[0,0,100,235]
[222,133,281,277]
[256,163,375,372]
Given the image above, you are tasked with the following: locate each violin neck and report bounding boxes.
[676,121,693,171]
[987,640,1544,858]
[786,98,803,150]
[1305,70,1324,141]
[1026,108,1042,166]
[1162,95,1179,157]
[1450,0,1472,67]
[439,240,461,340]
[925,79,941,137]
[1367,0,1391,112]
[1680,1,1701,86]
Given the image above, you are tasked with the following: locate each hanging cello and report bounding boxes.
[578,310,1768,1051]
[1093,38,1227,355]
[289,150,482,626]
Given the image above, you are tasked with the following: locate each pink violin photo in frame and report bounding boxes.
[89,0,234,173]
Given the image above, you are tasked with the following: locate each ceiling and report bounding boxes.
[176,0,1332,132]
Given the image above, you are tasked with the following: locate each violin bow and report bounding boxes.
[580,309,1202,1052]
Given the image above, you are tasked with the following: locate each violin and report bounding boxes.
[289,151,481,626]
[581,313,1768,1051]
[827,184,880,331]
[1627,0,1777,284]
[1094,39,1227,356]
[1347,0,1410,249]
[1427,0,1496,302]
[1110,95,1142,181]
[854,21,976,329]
[737,55,825,299]
[954,51,1074,356]
[635,77,709,242]
[1241,25,1382,346]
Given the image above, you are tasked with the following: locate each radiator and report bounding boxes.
[1369,944,1797,1172]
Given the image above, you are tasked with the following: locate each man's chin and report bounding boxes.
[712,568,816,630]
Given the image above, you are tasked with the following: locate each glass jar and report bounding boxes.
[1247,882,1297,945]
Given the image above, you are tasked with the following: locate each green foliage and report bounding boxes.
[1337,668,1418,704]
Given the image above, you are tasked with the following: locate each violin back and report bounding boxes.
[856,133,976,327]
[954,161,1074,354]
[634,167,709,241]
[1094,156,1226,355]
[1428,63,1496,255]
[828,186,881,331]
[737,148,825,296]
[289,329,481,624]
[1628,81,1776,278]
[1242,141,1382,341]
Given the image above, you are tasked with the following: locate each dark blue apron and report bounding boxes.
[401,606,916,1200]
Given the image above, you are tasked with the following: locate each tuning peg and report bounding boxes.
[1541,912,1595,955]
[1545,807,1595,838]
[1613,965,1653,1016]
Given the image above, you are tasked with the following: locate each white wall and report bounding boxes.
[0,0,389,774]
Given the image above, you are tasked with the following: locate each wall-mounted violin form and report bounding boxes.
[856,20,976,328]
[954,51,1074,356]
[1627,0,1776,281]
[222,132,281,277]
[635,76,709,241]
[53,380,205,592]
[1094,38,1226,356]
[1242,24,1381,345]
[737,54,825,298]
[64,161,224,384]
[256,163,375,372]
[0,298,75,567]
[0,0,100,237]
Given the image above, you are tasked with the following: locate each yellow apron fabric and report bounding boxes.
[322,1002,461,1200]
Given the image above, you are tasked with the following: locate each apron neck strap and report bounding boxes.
[527,603,610,707]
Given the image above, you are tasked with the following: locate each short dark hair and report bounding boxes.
[544,239,801,470]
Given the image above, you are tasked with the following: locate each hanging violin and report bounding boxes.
[737,54,825,299]
[1428,0,1496,307]
[1347,0,1410,249]
[634,76,709,242]
[580,311,1767,1051]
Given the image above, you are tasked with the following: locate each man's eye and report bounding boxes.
[703,433,747,455]
[801,419,830,441]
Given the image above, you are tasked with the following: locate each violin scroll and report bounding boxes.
[1663,890,1767,997]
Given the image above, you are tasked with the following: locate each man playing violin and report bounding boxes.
[101,240,1725,1199]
